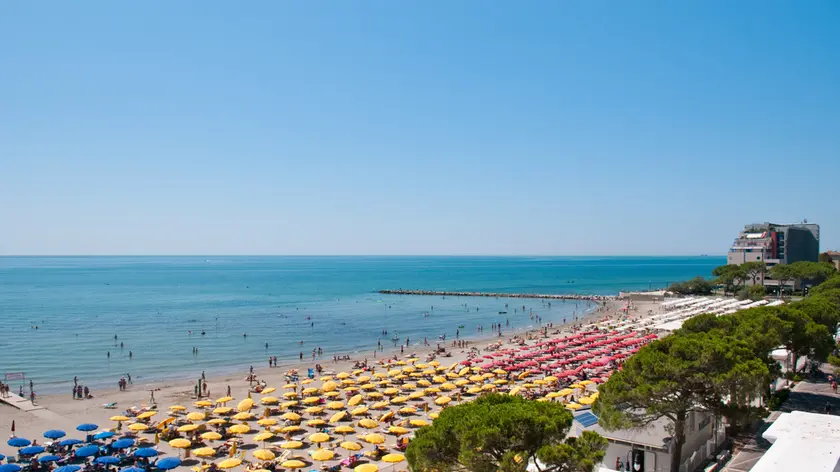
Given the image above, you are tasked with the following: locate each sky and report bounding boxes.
[1,1,838,256]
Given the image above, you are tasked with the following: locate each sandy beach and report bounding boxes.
[1,297,665,471]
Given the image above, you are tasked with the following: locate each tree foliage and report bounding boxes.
[810,276,840,296]
[406,394,606,472]
[713,265,747,294]
[769,264,797,298]
[737,284,766,301]
[741,261,767,285]
[667,276,714,296]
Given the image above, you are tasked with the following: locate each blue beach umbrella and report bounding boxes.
[58,439,83,447]
[38,455,62,463]
[74,445,99,458]
[55,466,81,472]
[94,431,115,440]
[0,453,5,461]
[155,458,181,470]
[133,448,158,459]
[19,446,46,456]
[0,464,22,472]
[121,468,146,472]
[94,456,120,465]
[44,430,66,440]
[7,438,30,448]
[112,439,135,449]
[76,424,98,432]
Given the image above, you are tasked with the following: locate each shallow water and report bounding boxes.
[0,256,722,392]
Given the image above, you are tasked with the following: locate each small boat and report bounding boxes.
[498,311,507,314]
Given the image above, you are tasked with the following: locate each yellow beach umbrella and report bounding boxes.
[429,412,439,419]
[372,373,386,379]
[432,376,446,383]
[110,415,130,422]
[192,447,216,458]
[343,387,359,393]
[510,387,522,396]
[281,401,299,408]
[454,379,469,387]
[351,406,369,416]
[321,381,338,393]
[253,432,274,442]
[228,424,250,434]
[357,375,371,382]
[304,406,324,414]
[218,458,242,469]
[137,411,157,419]
[201,432,222,441]
[565,403,582,410]
[311,449,335,461]
[341,441,362,451]
[260,396,279,405]
[257,418,278,426]
[440,383,456,391]
[348,394,363,406]
[283,383,297,389]
[279,425,302,433]
[425,387,441,394]
[360,383,376,391]
[169,405,187,412]
[309,432,330,443]
[466,387,481,395]
[435,396,452,405]
[324,391,341,398]
[362,434,384,445]
[262,387,276,394]
[321,376,334,382]
[481,384,496,391]
[383,388,399,396]
[186,412,206,421]
[557,388,575,396]
[580,380,595,386]
[388,426,409,435]
[366,392,384,399]
[302,397,320,405]
[409,419,428,427]
[329,411,347,424]
[307,419,326,427]
[281,460,305,469]
[207,419,228,425]
[252,449,275,461]
[282,412,301,421]
[379,411,395,423]
[302,387,318,395]
[283,392,298,399]
[358,419,378,429]
[215,396,234,404]
[195,400,213,407]
[390,396,407,404]
[232,412,253,421]
[336,372,350,379]
[371,401,390,410]
[301,379,313,385]
[398,407,416,415]
[335,425,355,435]
[237,398,254,412]
[169,438,191,449]
[382,454,405,463]
[578,397,595,405]
[213,407,233,415]
[407,391,424,400]
[326,401,345,410]
[355,464,378,472]
[177,424,199,433]
[279,441,303,449]
[127,423,148,431]
[544,376,558,383]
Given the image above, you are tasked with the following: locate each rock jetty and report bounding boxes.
[378,289,620,302]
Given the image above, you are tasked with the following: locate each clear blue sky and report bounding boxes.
[1,1,838,256]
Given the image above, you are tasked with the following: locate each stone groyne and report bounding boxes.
[378,289,621,302]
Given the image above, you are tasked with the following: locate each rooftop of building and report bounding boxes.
[751,410,840,472]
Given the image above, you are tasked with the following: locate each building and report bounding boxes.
[572,410,724,472]
[727,222,820,267]
[824,251,840,272]
[750,410,840,472]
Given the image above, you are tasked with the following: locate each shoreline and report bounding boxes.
[379,290,620,301]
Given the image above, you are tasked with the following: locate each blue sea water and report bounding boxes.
[0,256,723,392]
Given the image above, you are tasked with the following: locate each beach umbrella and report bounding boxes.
[280,460,305,469]
[355,464,378,472]
[281,412,301,421]
[137,411,157,420]
[366,392,384,399]
[74,445,99,458]
[326,401,344,410]
[358,419,378,429]
[388,426,409,436]
[121,467,146,472]
[228,425,249,434]
[58,439,83,447]
[112,438,135,449]
[256,418,278,426]
[379,411,395,423]
[279,441,303,449]
[321,381,338,392]
[168,438,191,449]
[259,396,278,405]
[218,458,242,469]
[323,391,341,398]
[351,406,369,416]
[304,406,324,414]
[429,412,439,420]
[434,396,452,406]
[309,432,330,443]
[279,426,302,434]
[215,396,233,404]
[307,419,326,427]
[565,403,582,410]
[7,438,30,447]
[578,397,595,405]
[213,407,233,415]
[334,425,355,435]
[261,387,276,394]
[253,432,274,442]
[76,424,98,432]
[329,411,346,424]
[94,431,115,440]
[302,396,320,405]
[232,412,253,421]
[177,424,199,433]
[168,406,186,412]
[409,419,428,427]
[110,416,130,422]
[348,394,363,406]
[207,419,228,426]
[194,401,212,408]
[192,448,215,458]
[94,456,120,465]
[362,434,384,445]
[382,453,405,463]
[156,457,182,470]
[236,398,254,412]
[186,412,206,421]
[20,446,46,456]
[340,441,361,451]
[127,423,148,432]
[54,466,81,472]
[311,449,334,461]
[43,429,66,439]
[134,448,158,458]
[201,432,223,441]
[252,450,275,461]
[0,465,22,472]
[398,407,416,415]
[38,455,62,463]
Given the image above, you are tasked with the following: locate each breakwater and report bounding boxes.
[379,289,621,302]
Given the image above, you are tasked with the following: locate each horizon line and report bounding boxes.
[0,254,727,258]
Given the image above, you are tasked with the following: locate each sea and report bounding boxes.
[0,256,724,393]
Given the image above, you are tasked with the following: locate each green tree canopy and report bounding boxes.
[668,276,714,296]
[810,276,840,296]
[741,261,767,285]
[595,333,768,472]
[789,261,837,295]
[793,296,840,334]
[775,306,835,369]
[406,394,606,472]
[769,264,797,298]
[712,265,747,294]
